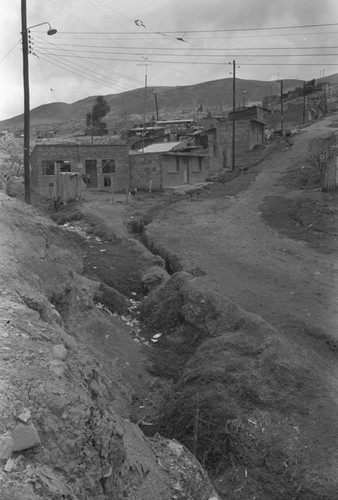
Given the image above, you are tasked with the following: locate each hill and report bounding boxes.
[0,76,308,134]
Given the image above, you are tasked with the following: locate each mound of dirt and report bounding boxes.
[139,269,338,499]
[0,193,220,500]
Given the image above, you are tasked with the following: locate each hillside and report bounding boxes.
[0,76,305,133]
[1,73,337,135]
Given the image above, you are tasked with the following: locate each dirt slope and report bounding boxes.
[0,193,219,500]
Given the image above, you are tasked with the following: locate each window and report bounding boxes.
[168,157,180,173]
[41,160,71,175]
[192,157,203,173]
[102,159,115,173]
[60,161,71,172]
[41,161,54,176]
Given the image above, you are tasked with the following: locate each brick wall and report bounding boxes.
[30,143,129,197]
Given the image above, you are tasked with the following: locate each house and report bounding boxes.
[128,126,171,150]
[129,142,209,191]
[30,143,129,198]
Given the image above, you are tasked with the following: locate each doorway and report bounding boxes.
[182,157,189,184]
[85,160,98,188]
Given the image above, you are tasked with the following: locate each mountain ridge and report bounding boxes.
[1,73,337,133]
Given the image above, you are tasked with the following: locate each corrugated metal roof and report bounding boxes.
[134,142,182,153]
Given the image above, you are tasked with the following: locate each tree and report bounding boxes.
[86,96,110,136]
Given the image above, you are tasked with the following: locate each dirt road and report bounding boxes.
[146,118,338,344]
[141,117,338,498]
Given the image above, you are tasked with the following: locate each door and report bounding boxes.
[183,157,189,184]
[183,166,188,184]
[85,160,98,188]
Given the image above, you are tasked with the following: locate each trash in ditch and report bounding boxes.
[100,249,106,252]
[152,333,162,339]
[151,338,159,343]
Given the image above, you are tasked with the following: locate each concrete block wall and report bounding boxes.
[129,153,162,191]
[30,144,129,197]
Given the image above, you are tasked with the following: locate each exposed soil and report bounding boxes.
[2,115,338,499]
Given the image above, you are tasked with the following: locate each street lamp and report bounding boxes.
[21,0,57,204]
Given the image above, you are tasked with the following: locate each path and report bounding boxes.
[146,118,338,343]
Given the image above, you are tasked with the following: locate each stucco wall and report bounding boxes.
[30,144,129,197]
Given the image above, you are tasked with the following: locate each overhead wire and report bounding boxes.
[32,33,142,89]
[57,21,338,35]
[32,42,338,50]
[47,0,146,81]
[33,45,139,91]
[0,39,21,64]
[36,50,338,58]
[30,53,338,66]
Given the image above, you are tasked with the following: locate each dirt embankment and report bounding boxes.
[0,192,220,500]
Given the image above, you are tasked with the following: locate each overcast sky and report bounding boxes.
[1,0,338,121]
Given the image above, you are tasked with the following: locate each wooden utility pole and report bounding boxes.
[21,0,31,204]
[232,59,236,170]
[154,92,159,122]
[280,80,284,133]
[302,81,306,124]
[137,60,150,152]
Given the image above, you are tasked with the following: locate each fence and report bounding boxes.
[322,133,338,192]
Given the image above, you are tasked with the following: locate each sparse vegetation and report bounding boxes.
[86,95,110,136]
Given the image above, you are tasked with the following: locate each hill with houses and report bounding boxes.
[1,73,338,137]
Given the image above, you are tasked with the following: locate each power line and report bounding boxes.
[37,50,338,58]
[34,44,139,91]
[32,34,142,87]
[31,54,338,66]
[33,42,338,51]
[37,53,135,91]
[0,39,21,64]
[44,30,338,40]
[57,22,338,35]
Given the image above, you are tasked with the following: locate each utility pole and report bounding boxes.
[232,59,236,170]
[280,79,284,133]
[21,0,31,204]
[137,59,150,152]
[302,81,306,124]
[153,92,159,122]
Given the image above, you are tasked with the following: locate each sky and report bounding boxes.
[1,0,338,121]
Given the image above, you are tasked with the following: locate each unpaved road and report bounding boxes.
[146,118,338,344]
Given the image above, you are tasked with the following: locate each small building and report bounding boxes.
[129,142,209,191]
[128,126,171,150]
[30,143,129,198]
[228,105,272,125]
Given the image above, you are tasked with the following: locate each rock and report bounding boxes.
[49,359,67,377]
[14,406,31,423]
[52,344,67,361]
[11,423,41,452]
[4,457,15,472]
[141,266,169,292]
[0,433,14,460]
